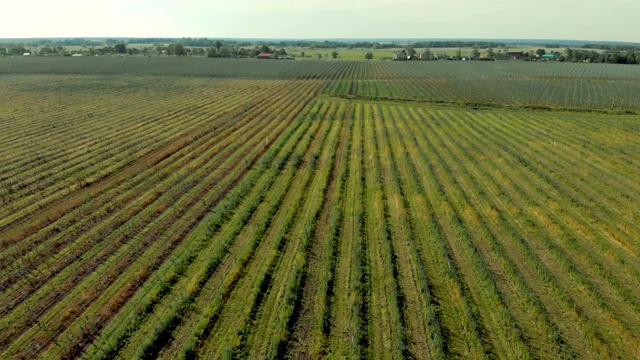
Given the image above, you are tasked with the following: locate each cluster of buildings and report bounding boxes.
[393,49,561,61]
[256,53,294,59]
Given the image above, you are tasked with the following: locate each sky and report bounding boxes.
[2,0,639,43]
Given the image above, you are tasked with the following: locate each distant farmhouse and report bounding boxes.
[507,51,524,60]
[394,49,432,61]
[540,52,561,60]
[257,53,274,59]
[394,50,407,61]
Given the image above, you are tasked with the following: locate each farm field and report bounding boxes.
[3,57,639,111]
[1,60,639,359]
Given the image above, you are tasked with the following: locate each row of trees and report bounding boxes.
[391,45,639,64]
[0,46,31,56]
[394,45,515,61]
[3,38,639,53]
[564,48,638,64]
[205,45,288,58]
[0,42,293,58]
[3,41,637,64]
[0,43,129,57]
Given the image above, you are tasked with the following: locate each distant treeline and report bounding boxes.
[580,44,640,51]
[1,38,639,65]
[564,48,638,64]
[3,37,639,51]
[0,38,104,47]
[139,39,510,49]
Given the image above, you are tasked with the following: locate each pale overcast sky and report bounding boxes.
[2,0,638,42]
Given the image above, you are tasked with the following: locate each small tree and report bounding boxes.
[423,48,432,60]
[214,40,223,52]
[487,47,495,59]
[166,44,176,56]
[9,46,27,56]
[331,51,338,59]
[174,44,187,56]
[471,45,480,59]
[114,43,127,54]
[206,47,217,57]
[536,48,546,57]
[564,47,573,61]
[365,52,374,60]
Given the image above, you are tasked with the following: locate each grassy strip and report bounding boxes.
[325,93,638,115]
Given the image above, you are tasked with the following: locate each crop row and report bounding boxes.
[0,79,326,358]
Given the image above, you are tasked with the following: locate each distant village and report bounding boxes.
[1,38,637,64]
[392,48,561,61]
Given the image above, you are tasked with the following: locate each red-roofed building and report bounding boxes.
[257,53,274,59]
